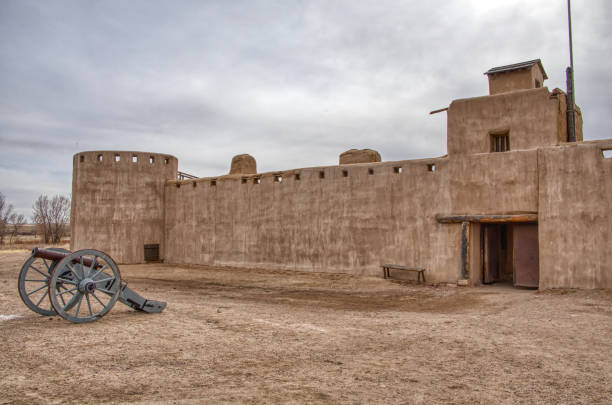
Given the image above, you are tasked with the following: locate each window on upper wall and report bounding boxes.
[490,132,510,152]
[535,79,541,88]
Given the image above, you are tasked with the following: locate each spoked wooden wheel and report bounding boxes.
[48,249,121,323]
[18,248,71,316]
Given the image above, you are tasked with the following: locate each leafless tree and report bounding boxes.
[8,213,26,244]
[32,194,70,244]
[0,192,15,244]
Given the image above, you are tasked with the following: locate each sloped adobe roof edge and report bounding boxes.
[484,59,548,79]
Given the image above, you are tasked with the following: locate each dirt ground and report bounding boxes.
[1,250,610,404]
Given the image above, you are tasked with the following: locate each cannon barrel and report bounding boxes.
[32,247,98,268]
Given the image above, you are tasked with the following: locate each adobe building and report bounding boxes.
[70,60,612,289]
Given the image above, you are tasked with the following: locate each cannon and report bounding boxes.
[18,247,166,323]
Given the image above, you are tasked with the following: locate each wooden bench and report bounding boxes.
[382,264,426,283]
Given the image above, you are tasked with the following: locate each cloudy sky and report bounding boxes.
[1,0,610,216]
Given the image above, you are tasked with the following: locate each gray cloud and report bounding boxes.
[1,0,611,216]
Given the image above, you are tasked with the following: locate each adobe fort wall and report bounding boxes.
[163,149,540,283]
[71,151,178,263]
[538,140,612,289]
[163,158,459,281]
[68,60,611,289]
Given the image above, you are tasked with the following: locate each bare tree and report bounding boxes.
[32,194,70,244]
[49,195,70,243]
[8,213,26,244]
[0,192,14,244]
[32,195,50,243]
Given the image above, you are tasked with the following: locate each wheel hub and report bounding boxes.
[79,278,96,294]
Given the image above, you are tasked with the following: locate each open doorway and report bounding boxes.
[481,223,539,288]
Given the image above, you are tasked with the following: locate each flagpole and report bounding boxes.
[566,0,576,142]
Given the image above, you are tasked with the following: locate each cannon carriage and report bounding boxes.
[18,247,166,323]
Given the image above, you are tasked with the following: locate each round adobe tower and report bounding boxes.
[71,151,178,264]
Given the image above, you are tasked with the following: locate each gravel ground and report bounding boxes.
[1,250,611,404]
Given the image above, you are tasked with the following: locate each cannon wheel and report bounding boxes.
[18,247,71,316]
[48,249,121,323]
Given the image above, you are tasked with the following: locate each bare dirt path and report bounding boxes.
[1,250,611,404]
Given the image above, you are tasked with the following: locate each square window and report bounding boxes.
[394,166,402,174]
[97,154,103,162]
[132,155,138,163]
[114,154,120,162]
[491,132,510,152]
[368,168,374,175]
[149,156,155,164]
[79,155,84,163]
[427,164,436,172]
[342,170,348,177]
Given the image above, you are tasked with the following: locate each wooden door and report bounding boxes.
[513,224,539,288]
[483,225,500,283]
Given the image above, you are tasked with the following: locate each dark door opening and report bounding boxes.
[482,224,511,284]
[481,223,539,288]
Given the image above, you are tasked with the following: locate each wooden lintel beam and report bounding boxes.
[436,213,538,224]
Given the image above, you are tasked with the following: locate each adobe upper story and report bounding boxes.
[447,59,582,156]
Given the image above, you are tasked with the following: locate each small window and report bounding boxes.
[295,173,301,181]
[427,164,436,172]
[368,168,374,175]
[603,149,612,159]
[393,166,402,174]
[132,155,138,163]
[144,244,160,262]
[342,170,348,177]
[253,177,261,184]
[535,79,541,88]
[176,183,181,188]
[114,154,120,162]
[149,156,155,164]
[192,182,197,188]
[79,155,84,163]
[241,178,248,184]
[319,171,325,179]
[97,154,103,162]
[274,174,282,183]
[491,133,510,152]
[210,179,217,187]
[164,158,169,165]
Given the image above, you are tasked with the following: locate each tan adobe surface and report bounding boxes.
[70,61,611,289]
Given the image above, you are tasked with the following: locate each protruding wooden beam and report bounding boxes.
[436,213,538,224]
[429,107,449,115]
